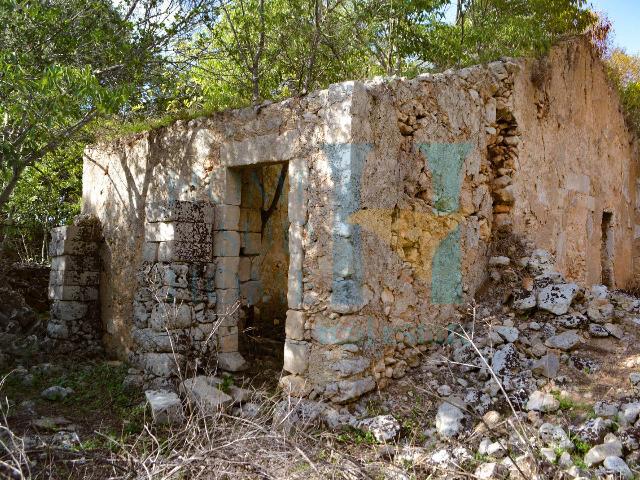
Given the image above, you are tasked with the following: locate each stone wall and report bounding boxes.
[72,38,638,399]
[509,38,638,287]
[46,216,103,354]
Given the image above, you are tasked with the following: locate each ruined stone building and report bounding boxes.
[47,38,639,402]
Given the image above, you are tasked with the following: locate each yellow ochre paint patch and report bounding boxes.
[348,208,465,281]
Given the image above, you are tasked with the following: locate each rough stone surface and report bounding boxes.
[41,386,74,401]
[544,331,581,351]
[531,353,560,379]
[356,415,400,442]
[584,438,623,466]
[179,376,233,413]
[435,398,466,438]
[603,456,633,479]
[145,390,184,425]
[525,391,560,413]
[536,283,579,315]
[55,38,640,404]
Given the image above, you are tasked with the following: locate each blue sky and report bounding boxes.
[589,1,639,54]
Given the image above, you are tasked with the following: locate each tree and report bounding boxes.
[0,0,208,210]
[444,0,594,68]
[607,49,640,134]
[1,142,83,262]
[188,0,370,110]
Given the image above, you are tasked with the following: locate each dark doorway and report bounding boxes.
[601,211,614,287]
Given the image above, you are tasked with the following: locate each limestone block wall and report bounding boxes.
[46,217,103,354]
[72,38,638,400]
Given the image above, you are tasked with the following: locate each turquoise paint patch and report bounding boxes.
[324,143,372,311]
[419,142,471,304]
[419,143,472,215]
[431,226,463,304]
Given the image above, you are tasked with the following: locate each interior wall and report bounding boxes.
[239,166,289,339]
[509,38,638,287]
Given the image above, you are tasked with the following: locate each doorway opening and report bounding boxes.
[601,211,614,287]
[236,163,289,377]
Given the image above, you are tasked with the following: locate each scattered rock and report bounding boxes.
[587,300,614,323]
[217,352,248,372]
[540,447,556,463]
[531,352,560,379]
[594,401,619,419]
[513,293,536,311]
[557,313,588,329]
[273,398,327,432]
[491,343,520,375]
[539,423,573,451]
[474,462,507,480]
[32,416,72,431]
[572,418,611,444]
[537,283,579,315]
[234,402,261,420]
[494,326,519,343]
[620,402,640,426]
[602,456,633,479]
[604,323,624,339]
[41,386,74,401]
[435,398,466,438]
[544,331,581,351]
[558,451,573,468]
[437,384,451,396]
[357,415,401,442]
[588,323,609,337]
[526,390,559,412]
[179,376,233,413]
[584,435,623,466]
[145,390,184,425]
[50,431,80,449]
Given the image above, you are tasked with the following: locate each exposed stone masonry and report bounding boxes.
[69,38,638,402]
[129,200,248,389]
[46,215,103,354]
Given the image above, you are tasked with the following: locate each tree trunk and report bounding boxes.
[0,168,23,212]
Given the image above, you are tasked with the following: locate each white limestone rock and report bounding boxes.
[603,456,633,479]
[594,401,619,419]
[544,331,581,351]
[537,283,579,315]
[513,292,536,311]
[604,323,624,339]
[356,415,400,442]
[494,326,519,343]
[531,352,560,379]
[179,376,233,414]
[217,352,248,372]
[474,462,507,480]
[539,423,574,451]
[491,343,520,376]
[435,398,466,438]
[526,390,560,413]
[145,390,184,425]
[584,436,623,466]
[41,386,74,401]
